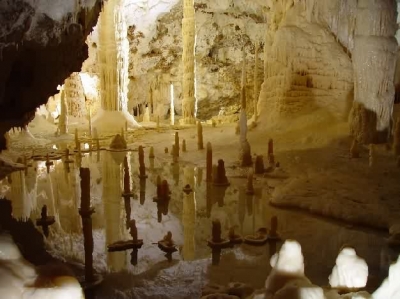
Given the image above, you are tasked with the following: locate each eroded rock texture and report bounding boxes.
[0,0,103,149]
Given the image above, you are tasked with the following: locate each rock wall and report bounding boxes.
[125,0,267,120]
[0,0,103,149]
[258,0,398,143]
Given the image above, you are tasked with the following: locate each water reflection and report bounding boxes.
[0,155,390,288]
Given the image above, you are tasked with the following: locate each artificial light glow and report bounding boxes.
[52,145,57,150]
[84,143,90,150]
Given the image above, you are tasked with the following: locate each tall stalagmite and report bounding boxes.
[180,0,196,125]
[58,87,68,135]
[94,0,138,133]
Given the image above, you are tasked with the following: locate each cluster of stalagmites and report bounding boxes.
[201,239,400,299]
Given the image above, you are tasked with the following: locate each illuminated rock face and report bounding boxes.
[329,247,368,290]
[0,234,84,299]
[258,0,397,142]
[373,255,400,299]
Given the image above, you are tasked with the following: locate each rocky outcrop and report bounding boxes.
[0,0,103,149]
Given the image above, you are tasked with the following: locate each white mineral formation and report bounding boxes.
[180,0,196,125]
[329,247,368,290]
[58,86,68,135]
[93,0,139,133]
[143,106,151,123]
[258,0,397,140]
[265,240,324,299]
[373,255,400,299]
[10,168,30,220]
[253,43,260,121]
[0,234,84,299]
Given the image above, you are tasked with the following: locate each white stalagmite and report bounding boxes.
[180,0,196,125]
[58,86,68,135]
[373,255,400,299]
[182,166,196,260]
[94,0,139,133]
[328,247,368,290]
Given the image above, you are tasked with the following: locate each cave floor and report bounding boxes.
[1,118,399,298]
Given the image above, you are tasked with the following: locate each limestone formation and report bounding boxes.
[369,144,375,168]
[254,155,265,174]
[74,128,79,149]
[268,139,274,156]
[246,170,254,195]
[197,121,204,150]
[149,146,155,159]
[165,147,169,154]
[239,51,252,167]
[180,0,196,124]
[58,86,68,135]
[93,0,138,132]
[174,132,180,157]
[138,145,147,179]
[182,139,187,152]
[110,134,127,150]
[253,43,260,121]
[213,159,229,186]
[64,72,86,118]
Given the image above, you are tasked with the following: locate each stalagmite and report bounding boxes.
[180,0,196,125]
[206,142,212,182]
[182,139,187,152]
[197,121,204,150]
[174,132,180,157]
[253,43,260,121]
[268,139,274,156]
[369,144,375,168]
[165,147,169,154]
[138,145,147,179]
[58,86,68,135]
[79,167,95,284]
[93,0,138,133]
[74,128,79,149]
[254,155,265,174]
[246,169,254,195]
[10,168,29,220]
[239,50,252,167]
[149,146,155,159]
[88,107,92,137]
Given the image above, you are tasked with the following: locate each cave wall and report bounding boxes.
[258,0,398,143]
[125,0,267,120]
[0,0,103,149]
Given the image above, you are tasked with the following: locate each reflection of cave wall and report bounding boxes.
[0,0,103,149]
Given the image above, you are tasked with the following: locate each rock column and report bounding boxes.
[95,0,138,132]
[181,0,196,125]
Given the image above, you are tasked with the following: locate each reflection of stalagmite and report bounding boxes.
[181,0,196,124]
[10,168,30,220]
[102,151,124,271]
[182,167,196,260]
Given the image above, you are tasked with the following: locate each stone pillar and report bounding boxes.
[253,43,260,120]
[180,0,196,125]
[64,72,86,118]
[94,0,138,132]
[58,86,68,135]
[350,0,397,144]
